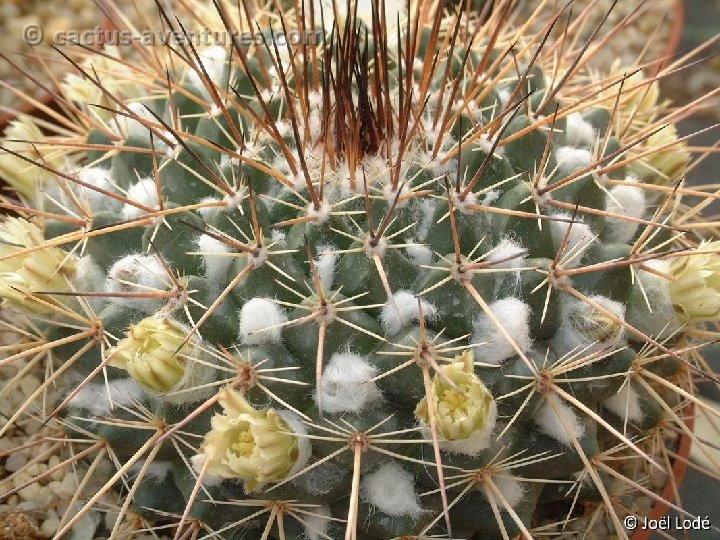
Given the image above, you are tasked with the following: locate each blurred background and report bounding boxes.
[660,1,720,536]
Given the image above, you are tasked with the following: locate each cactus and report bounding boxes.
[1,1,719,539]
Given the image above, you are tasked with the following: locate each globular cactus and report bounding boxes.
[0,1,719,539]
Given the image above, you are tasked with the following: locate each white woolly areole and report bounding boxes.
[239,298,287,345]
[603,382,644,423]
[189,454,224,487]
[187,46,229,87]
[550,213,596,268]
[534,396,585,446]
[405,242,433,266]
[491,476,525,509]
[121,178,160,220]
[105,254,168,313]
[488,238,527,269]
[301,505,331,540]
[307,200,332,223]
[69,378,146,416]
[555,146,593,173]
[316,352,382,413]
[605,180,646,243]
[278,409,312,481]
[75,255,106,292]
[565,112,597,148]
[482,190,501,206]
[124,102,167,142]
[130,460,172,481]
[197,234,232,282]
[381,291,437,336]
[471,298,532,364]
[360,461,423,519]
[74,256,106,312]
[553,295,626,356]
[77,167,121,211]
[197,197,222,221]
[315,244,337,292]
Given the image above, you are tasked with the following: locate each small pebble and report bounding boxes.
[48,455,64,481]
[41,516,60,536]
[4,451,28,472]
[17,482,41,502]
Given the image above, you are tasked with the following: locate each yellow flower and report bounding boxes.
[0,217,77,313]
[0,116,65,199]
[415,350,495,441]
[669,241,720,322]
[601,62,659,116]
[60,47,141,120]
[110,317,195,393]
[199,387,299,491]
[629,124,690,185]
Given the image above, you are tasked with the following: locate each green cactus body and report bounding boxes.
[0,1,714,539]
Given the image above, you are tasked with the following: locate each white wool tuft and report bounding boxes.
[555,146,593,173]
[492,476,525,509]
[534,397,585,446]
[481,190,501,206]
[550,213,596,268]
[74,256,106,312]
[553,295,626,356]
[315,245,337,292]
[187,46,229,87]
[605,180,646,243]
[488,238,527,270]
[75,255,106,290]
[105,254,168,313]
[69,379,146,416]
[121,178,160,220]
[381,291,437,336]
[197,234,232,282]
[405,242,433,266]
[415,198,436,242]
[124,102,167,142]
[77,167,121,212]
[603,382,644,423]
[565,112,597,148]
[197,197,222,221]
[189,454,224,486]
[301,505,331,540]
[471,298,531,364]
[239,298,287,345]
[130,460,172,481]
[316,352,382,413]
[360,461,423,518]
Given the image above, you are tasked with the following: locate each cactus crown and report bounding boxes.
[0,1,717,539]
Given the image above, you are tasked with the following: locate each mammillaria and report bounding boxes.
[0,1,718,539]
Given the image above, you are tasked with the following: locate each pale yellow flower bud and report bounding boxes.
[415,350,496,442]
[61,74,104,109]
[110,317,196,393]
[669,241,720,322]
[0,217,77,313]
[198,387,299,491]
[0,116,65,199]
[60,46,140,120]
[601,62,659,116]
[629,125,690,185]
